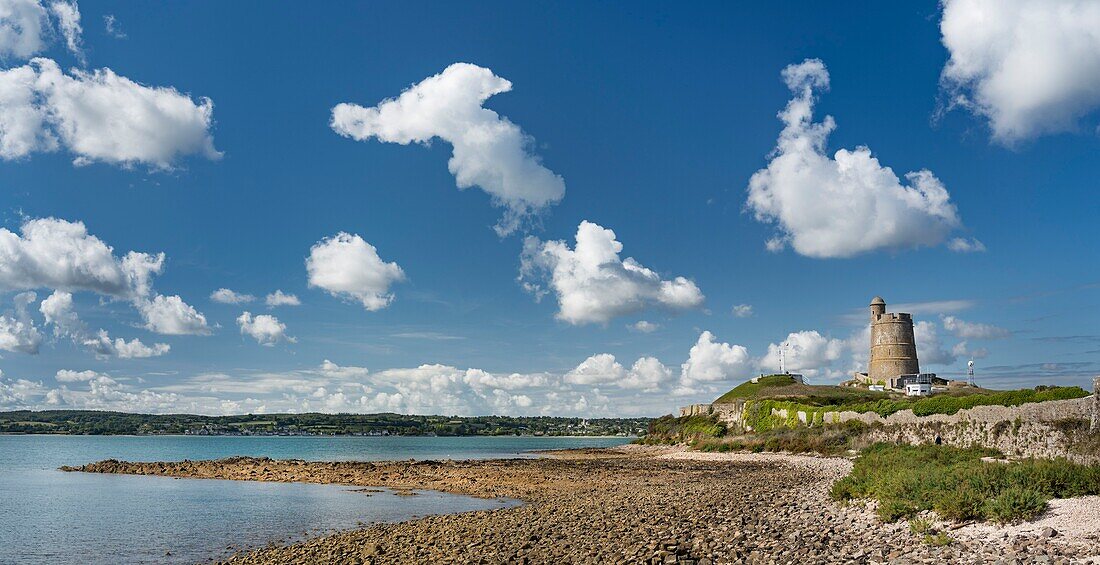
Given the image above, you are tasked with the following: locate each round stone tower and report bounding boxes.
[868,297,920,387]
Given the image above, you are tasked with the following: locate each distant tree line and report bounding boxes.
[0,410,652,436]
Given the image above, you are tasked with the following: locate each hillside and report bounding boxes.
[713,375,889,406]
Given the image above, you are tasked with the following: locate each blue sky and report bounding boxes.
[0,0,1097,416]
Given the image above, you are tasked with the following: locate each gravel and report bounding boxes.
[65,447,1100,564]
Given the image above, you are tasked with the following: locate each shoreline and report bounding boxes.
[4,433,636,439]
[65,446,1100,564]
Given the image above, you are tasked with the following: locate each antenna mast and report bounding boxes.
[967,359,975,387]
[780,341,789,374]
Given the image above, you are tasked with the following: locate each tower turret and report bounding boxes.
[870,296,886,319]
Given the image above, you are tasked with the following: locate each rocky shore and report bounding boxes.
[65,446,1100,564]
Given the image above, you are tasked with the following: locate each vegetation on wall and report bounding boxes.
[830,443,1100,523]
[638,414,727,444]
[693,421,870,456]
[740,386,1089,432]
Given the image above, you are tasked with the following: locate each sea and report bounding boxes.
[0,435,631,564]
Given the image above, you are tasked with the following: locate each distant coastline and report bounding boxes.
[0,409,651,437]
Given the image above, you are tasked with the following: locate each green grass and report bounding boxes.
[712,375,889,406]
[713,375,798,402]
[830,443,1100,523]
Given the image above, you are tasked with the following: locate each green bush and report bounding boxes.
[984,487,1047,523]
[831,443,1100,523]
[908,518,933,535]
[696,422,866,456]
[924,533,954,547]
[932,482,984,521]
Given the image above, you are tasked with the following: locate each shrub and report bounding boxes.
[924,533,954,547]
[908,518,933,535]
[932,483,984,521]
[983,487,1047,523]
[832,443,1100,523]
[877,498,918,522]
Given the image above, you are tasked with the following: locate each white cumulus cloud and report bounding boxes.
[46,1,80,61]
[306,232,405,311]
[679,330,752,388]
[759,330,846,378]
[947,237,986,253]
[237,311,294,346]
[0,0,48,60]
[731,304,754,318]
[0,217,207,336]
[0,58,219,168]
[40,290,170,358]
[628,320,659,333]
[89,329,169,356]
[746,59,964,258]
[331,63,565,236]
[915,320,957,366]
[210,288,254,304]
[940,0,1100,143]
[0,291,42,353]
[519,220,704,325]
[564,354,671,392]
[54,368,103,382]
[941,315,1010,340]
[135,295,208,336]
[265,290,300,307]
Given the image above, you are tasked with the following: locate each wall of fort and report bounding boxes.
[864,419,1099,465]
[680,379,1099,462]
[679,401,746,431]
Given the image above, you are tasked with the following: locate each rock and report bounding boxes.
[66,450,1089,564]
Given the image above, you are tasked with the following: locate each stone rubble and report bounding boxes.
[64,447,1100,564]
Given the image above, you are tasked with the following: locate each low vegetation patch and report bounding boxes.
[741,386,1089,432]
[830,443,1100,523]
[637,414,726,444]
[692,421,870,456]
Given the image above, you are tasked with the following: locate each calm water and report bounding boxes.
[0,435,630,564]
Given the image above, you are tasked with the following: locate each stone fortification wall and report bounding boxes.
[679,379,1099,461]
[865,419,1098,465]
[818,395,1093,427]
[679,404,712,417]
[1093,377,1100,431]
[678,401,746,430]
[790,393,1097,463]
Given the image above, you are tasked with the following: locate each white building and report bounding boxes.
[906,382,932,397]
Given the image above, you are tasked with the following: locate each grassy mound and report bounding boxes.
[713,375,888,406]
[830,443,1100,523]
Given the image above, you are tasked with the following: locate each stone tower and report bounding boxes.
[868,296,920,388]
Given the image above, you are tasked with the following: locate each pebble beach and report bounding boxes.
[65,446,1100,564]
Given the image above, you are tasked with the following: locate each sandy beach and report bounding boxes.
[65,446,1100,564]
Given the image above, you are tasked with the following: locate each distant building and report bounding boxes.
[855,296,937,391]
[906,382,932,396]
[868,296,921,389]
[751,373,804,384]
